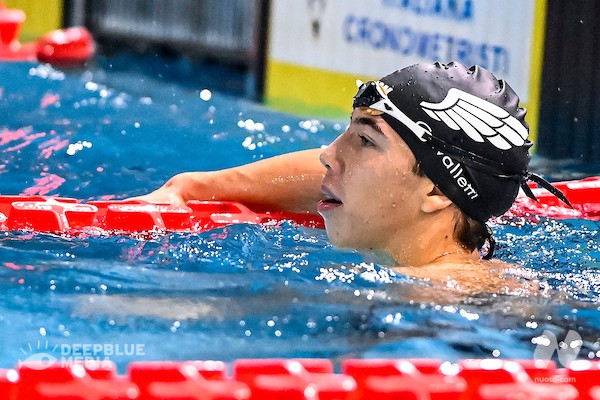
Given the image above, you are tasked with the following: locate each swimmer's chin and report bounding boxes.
[360,249,397,266]
[324,230,395,265]
[323,231,348,249]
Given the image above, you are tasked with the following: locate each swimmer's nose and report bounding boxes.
[320,144,337,173]
[319,148,330,169]
[321,134,344,174]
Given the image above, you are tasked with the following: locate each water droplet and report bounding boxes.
[200,89,212,101]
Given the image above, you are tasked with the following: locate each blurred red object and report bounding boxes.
[0,4,94,66]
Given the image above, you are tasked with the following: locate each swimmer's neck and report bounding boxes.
[361,231,480,268]
[369,247,480,269]
[379,211,480,268]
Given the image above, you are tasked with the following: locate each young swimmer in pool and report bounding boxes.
[137,62,570,290]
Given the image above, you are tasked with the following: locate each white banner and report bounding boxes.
[269,0,536,102]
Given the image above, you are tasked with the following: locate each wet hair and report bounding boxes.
[453,213,495,259]
[412,161,495,259]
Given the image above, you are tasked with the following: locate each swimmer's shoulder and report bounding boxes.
[394,258,540,297]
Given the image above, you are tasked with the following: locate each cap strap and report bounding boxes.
[523,173,573,208]
[422,133,525,178]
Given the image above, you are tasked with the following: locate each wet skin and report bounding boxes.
[318,108,427,250]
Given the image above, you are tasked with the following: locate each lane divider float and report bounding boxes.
[510,176,600,221]
[0,196,325,234]
[0,176,598,234]
[0,358,598,399]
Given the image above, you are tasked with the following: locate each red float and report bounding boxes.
[0,4,94,66]
[0,176,599,235]
[0,196,325,234]
[509,176,600,221]
[1,358,598,400]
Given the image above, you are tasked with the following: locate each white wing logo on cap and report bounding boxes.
[420,88,528,150]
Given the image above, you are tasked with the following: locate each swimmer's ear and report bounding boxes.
[420,183,453,214]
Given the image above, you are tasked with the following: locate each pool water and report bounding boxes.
[0,57,599,371]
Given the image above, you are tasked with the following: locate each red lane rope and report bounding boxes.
[0,177,600,234]
[0,176,598,234]
[0,358,598,399]
[509,176,600,221]
[0,196,325,234]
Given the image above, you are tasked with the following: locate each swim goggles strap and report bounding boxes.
[521,173,573,208]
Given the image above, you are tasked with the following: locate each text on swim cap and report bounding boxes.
[437,151,479,200]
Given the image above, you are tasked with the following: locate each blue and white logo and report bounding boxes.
[18,341,59,370]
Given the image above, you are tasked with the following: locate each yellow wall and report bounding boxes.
[265,61,373,119]
[525,0,548,146]
[3,0,63,42]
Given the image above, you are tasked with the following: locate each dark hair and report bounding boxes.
[412,162,495,259]
[453,213,495,259]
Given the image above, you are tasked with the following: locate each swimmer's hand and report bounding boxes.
[130,171,209,206]
[133,149,326,213]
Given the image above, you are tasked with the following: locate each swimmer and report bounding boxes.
[137,61,570,288]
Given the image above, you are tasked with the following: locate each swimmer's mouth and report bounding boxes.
[321,187,342,202]
[318,187,343,211]
[321,198,342,205]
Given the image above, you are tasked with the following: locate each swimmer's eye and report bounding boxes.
[358,134,376,148]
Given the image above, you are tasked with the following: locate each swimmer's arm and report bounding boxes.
[135,148,326,214]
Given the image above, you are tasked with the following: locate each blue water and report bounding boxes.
[0,57,599,371]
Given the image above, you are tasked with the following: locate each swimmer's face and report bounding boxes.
[318,108,434,250]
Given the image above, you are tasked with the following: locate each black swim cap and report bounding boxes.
[353,61,570,222]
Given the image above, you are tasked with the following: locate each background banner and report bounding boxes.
[266,0,545,141]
